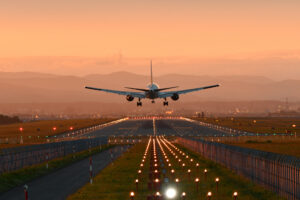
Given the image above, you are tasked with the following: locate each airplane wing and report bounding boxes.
[85,86,146,98]
[158,84,220,98]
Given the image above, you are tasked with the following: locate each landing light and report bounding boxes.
[165,188,177,199]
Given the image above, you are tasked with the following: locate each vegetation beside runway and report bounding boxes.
[170,143,284,200]
[68,143,148,200]
[68,138,283,200]
[0,118,116,148]
[226,141,300,157]
[193,117,300,157]
[193,117,299,134]
[0,144,113,193]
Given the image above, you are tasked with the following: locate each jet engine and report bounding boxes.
[126,95,134,101]
[171,93,179,101]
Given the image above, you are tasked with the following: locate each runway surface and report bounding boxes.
[0,146,128,200]
[84,118,227,137]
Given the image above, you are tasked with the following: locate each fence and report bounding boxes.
[177,137,300,200]
[0,137,108,174]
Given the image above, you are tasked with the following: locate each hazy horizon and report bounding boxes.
[1,1,300,80]
[0,54,300,81]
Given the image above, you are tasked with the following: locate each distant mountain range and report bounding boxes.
[0,71,299,104]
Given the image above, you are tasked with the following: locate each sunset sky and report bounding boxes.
[0,0,300,78]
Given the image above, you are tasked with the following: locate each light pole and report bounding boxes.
[292,124,297,138]
[187,169,191,180]
[207,191,212,200]
[155,191,161,200]
[175,178,180,190]
[19,127,24,144]
[135,179,139,191]
[181,192,186,200]
[195,178,199,192]
[215,177,220,192]
[204,169,208,181]
[233,191,238,200]
[130,191,135,200]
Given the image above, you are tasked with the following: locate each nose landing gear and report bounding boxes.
[137,101,142,107]
[163,101,169,106]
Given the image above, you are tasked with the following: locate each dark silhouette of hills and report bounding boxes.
[0,71,299,104]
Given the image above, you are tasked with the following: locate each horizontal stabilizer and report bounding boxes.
[124,87,149,92]
[155,86,179,91]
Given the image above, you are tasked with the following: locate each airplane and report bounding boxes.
[85,61,220,106]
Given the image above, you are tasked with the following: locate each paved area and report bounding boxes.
[0,146,128,200]
[84,118,228,137]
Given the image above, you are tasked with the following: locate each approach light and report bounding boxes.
[130,191,135,197]
[165,188,177,199]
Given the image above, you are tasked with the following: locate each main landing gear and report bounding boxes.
[151,100,155,104]
[163,98,168,106]
[137,101,142,107]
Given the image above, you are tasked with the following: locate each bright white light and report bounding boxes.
[165,188,177,199]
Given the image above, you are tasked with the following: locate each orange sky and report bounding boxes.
[1,0,300,58]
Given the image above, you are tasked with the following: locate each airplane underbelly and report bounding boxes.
[146,91,158,99]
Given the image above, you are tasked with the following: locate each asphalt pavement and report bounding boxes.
[84,118,228,137]
[0,146,128,200]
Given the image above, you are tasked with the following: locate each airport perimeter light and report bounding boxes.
[165,188,177,199]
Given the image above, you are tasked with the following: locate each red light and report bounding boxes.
[53,127,57,131]
[70,126,74,130]
[19,127,24,132]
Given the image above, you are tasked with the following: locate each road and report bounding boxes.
[0,146,128,200]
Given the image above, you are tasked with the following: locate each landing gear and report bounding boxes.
[163,98,168,106]
[151,100,155,104]
[137,101,142,107]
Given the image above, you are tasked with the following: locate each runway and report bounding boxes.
[84,118,228,137]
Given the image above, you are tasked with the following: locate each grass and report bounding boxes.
[226,141,300,157]
[192,117,300,157]
[192,117,300,135]
[0,118,116,148]
[0,144,113,193]
[171,143,285,200]
[68,139,284,200]
[68,143,147,200]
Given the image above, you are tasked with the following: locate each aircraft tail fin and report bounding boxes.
[150,60,153,85]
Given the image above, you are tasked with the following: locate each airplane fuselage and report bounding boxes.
[146,83,160,99]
